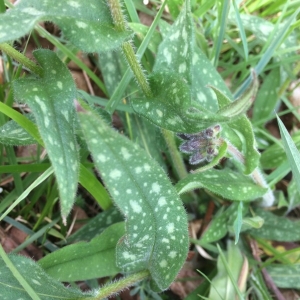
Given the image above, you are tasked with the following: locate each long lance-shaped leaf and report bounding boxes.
[13,49,78,222]
[0,0,132,52]
[0,253,93,299]
[76,101,189,291]
[176,168,267,201]
[213,70,259,118]
[210,71,260,174]
[39,222,125,282]
[154,0,194,85]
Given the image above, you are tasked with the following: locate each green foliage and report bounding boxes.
[176,168,267,201]
[65,207,123,243]
[0,0,132,52]
[0,0,299,298]
[0,114,36,145]
[77,102,189,291]
[39,222,124,281]
[13,49,79,222]
[0,253,94,299]
[209,241,246,300]
[266,264,300,289]
[249,208,300,241]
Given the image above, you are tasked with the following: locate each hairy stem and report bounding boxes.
[90,270,150,300]
[163,129,188,179]
[107,0,152,97]
[0,43,43,76]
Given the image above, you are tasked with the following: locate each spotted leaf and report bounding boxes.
[132,70,231,133]
[0,0,132,52]
[0,114,36,145]
[154,0,194,85]
[39,222,125,282]
[199,203,239,245]
[77,102,189,291]
[0,254,93,299]
[13,49,78,222]
[176,168,267,201]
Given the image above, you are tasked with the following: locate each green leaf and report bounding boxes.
[266,264,300,289]
[229,116,260,174]
[0,102,41,144]
[233,202,243,244]
[13,49,79,222]
[0,0,132,52]
[209,241,246,300]
[132,70,230,133]
[39,222,124,281]
[191,47,228,112]
[252,68,281,123]
[79,164,113,210]
[64,207,123,244]
[154,0,232,113]
[128,22,162,54]
[249,208,300,242]
[214,72,260,174]
[0,254,93,299]
[260,131,300,169]
[0,114,36,145]
[214,70,259,119]
[154,0,194,85]
[199,203,239,245]
[277,115,300,195]
[77,102,189,291]
[176,168,267,201]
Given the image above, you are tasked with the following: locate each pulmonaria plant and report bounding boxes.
[0,0,276,299]
[178,125,221,165]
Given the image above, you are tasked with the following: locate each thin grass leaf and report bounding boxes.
[79,164,112,210]
[0,244,41,300]
[276,114,300,194]
[234,9,299,97]
[212,0,230,66]
[232,0,248,61]
[64,207,123,244]
[209,243,245,300]
[0,167,54,222]
[10,218,60,254]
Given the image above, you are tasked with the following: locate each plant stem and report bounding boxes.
[90,270,150,300]
[163,129,188,179]
[122,41,152,97]
[0,43,43,76]
[107,0,152,97]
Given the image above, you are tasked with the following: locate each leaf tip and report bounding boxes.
[62,216,67,226]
